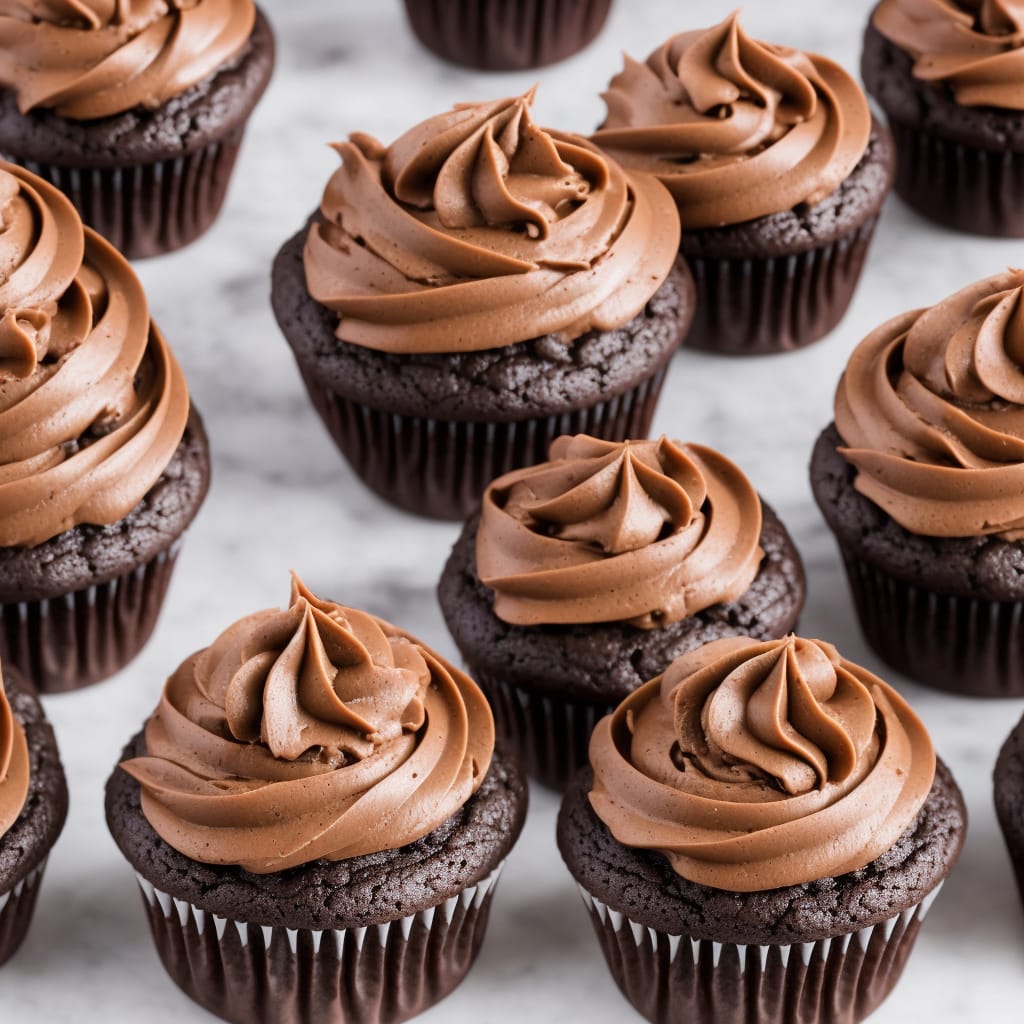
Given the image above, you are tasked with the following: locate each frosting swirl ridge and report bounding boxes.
[476,434,763,628]
[120,577,495,873]
[588,635,935,891]
[0,664,29,838]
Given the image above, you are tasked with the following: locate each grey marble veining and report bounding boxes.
[3,1,1022,1021]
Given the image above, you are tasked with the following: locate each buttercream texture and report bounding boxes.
[0,665,28,838]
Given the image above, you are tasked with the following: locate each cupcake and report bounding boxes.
[558,635,966,1024]
[592,12,894,355]
[105,576,527,1024]
[0,662,68,966]
[271,87,693,520]
[438,433,805,789]
[811,268,1024,697]
[402,0,613,70]
[863,1,1024,236]
[0,1,275,259]
[996,710,1024,907]
[0,161,210,693]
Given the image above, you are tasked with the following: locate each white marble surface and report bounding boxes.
[3,0,1023,1020]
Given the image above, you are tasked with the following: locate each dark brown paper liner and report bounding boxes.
[296,364,667,521]
[133,861,505,1024]
[575,881,942,1024]
[840,549,1024,698]
[15,127,244,260]
[683,216,880,355]
[402,0,613,70]
[0,540,181,695]
[0,857,47,968]
[887,120,1024,237]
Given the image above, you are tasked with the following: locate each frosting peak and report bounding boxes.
[0,664,29,838]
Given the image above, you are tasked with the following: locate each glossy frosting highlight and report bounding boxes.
[836,269,1024,538]
[589,635,936,891]
[0,665,29,838]
[592,12,871,229]
[121,577,495,873]
[303,88,681,353]
[476,434,763,628]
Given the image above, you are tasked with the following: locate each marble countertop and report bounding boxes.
[4,1,1022,1021]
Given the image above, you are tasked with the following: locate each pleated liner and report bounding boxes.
[297,364,667,521]
[683,216,880,355]
[575,880,944,1024]
[0,857,48,968]
[133,860,506,1024]
[840,550,1024,698]
[0,541,181,695]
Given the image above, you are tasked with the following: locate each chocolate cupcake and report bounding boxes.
[592,12,894,355]
[996,710,1024,907]
[558,635,966,1024]
[438,434,805,789]
[0,663,68,967]
[863,1,1024,236]
[811,268,1024,697]
[0,161,210,693]
[271,88,693,520]
[105,576,527,1024]
[0,1,275,259]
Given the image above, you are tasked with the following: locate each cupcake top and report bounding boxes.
[872,0,1024,109]
[0,162,189,548]
[476,434,763,628]
[588,635,935,891]
[0,0,256,120]
[303,87,681,354]
[836,268,1024,538]
[591,11,871,229]
[120,576,495,873]
[0,665,29,838]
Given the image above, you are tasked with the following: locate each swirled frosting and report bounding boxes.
[0,0,255,120]
[591,12,872,229]
[0,665,29,839]
[303,88,681,354]
[589,635,935,891]
[836,269,1024,538]
[873,0,1024,110]
[0,162,189,548]
[120,577,495,873]
[476,434,763,628]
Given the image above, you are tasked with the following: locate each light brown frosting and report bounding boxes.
[303,88,681,354]
[0,162,189,548]
[476,434,763,628]
[592,12,872,229]
[0,0,255,120]
[873,0,1024,109]
[589,635,935,891]
[120,577,495,873]
[0,665,29,839]
[836,268,1024,539]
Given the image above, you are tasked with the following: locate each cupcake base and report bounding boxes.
[995,713,1024,911]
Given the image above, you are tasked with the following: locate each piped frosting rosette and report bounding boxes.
[303,87,681,354]
[0,665,28,838]
[592,11,871,229]
[0,0,256,119]
[836,268,1024,538]
[121,577,495,873]
[588,635,935,891]
[873,0,1024,109]
[475,434,763,628]
[0,162,189,548]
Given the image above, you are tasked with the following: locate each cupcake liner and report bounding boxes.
[683,216,880,355]
[0,856,48,968]
[402,0,613,70]
[132,860,506,1024]
[574,879,943,1024]
[0,540,182,695]
[296,363,667,520]
[840,549,1024,698]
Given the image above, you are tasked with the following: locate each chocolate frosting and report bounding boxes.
[836,268,1024,538]
[0,0,255,120]
[873,0,1024,109]
[476,434,763,628]
[589,635,935,891]
[303,88,681,354]
[592,12,871,229]
[0,665,29,839]
[0,162,189,548]
[120,577,495,873]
